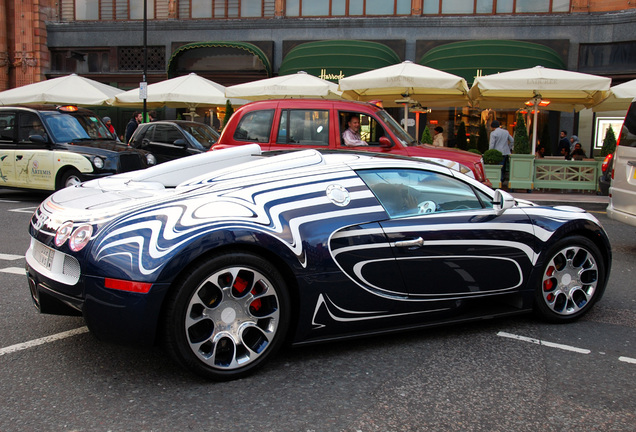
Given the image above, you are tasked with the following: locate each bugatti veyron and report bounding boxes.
[25,144,612,380]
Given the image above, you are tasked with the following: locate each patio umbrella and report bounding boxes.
[593,78,636,112]
[225,71,343,100]
[338,60,470,130]
[469,66,611,154]
[0,73,122,106]
[113,73,247,108]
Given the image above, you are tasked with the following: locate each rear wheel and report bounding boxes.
[535,236,605,322]
[164,252,290,381]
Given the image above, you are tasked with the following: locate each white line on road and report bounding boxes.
[9,207,37,214]
[619,356,636,364]
[0,253,24,260]
[0,327,89,357]
[0,267,25,275]
[497,331,591,354]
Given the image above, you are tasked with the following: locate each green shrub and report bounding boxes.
[456,122,468,150]
[468,148,482,155]
[477,121,488,154]
[483,148,503,165]
[513,113,531,154]
[600,125,617,157]
[421,126,433,144]
[222,100,234,129]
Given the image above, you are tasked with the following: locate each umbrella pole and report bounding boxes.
[403,104,408,131]
[532,98,539,156]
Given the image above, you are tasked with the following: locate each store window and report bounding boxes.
[192,0,213,18]
[130,0,155,19]
[75,0,98,20]
[286,0,410,17]
[424,0,570,14]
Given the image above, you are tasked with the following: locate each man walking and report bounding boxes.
[125,111,142,144]
[489,120,514,184]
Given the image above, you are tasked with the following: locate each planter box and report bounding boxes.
[484,164,502,189]
[509,154,535,190]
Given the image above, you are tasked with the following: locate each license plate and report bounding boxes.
[33,242,55,271]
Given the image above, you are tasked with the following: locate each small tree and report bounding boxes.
[513,112,531,154]
[600,124,617,157]
[455,122,468,150]
[421,126,433,144]
[483,148,503,165]
[477,121,489,154]
[222,100,234,129]
[468,134,478,151]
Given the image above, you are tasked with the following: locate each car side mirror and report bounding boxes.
[173,139,187,148]
[493,189,515,215]
[379,136,393,149]
[29,134,48,145]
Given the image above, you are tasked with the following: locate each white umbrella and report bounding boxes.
[113,73,247,108]
[0,73,122,106]
[225,71,343,100]
[469,66,611,154]
[593,78,636,112]
[338,60,470,108]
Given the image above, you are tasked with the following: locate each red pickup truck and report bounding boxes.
[212,99,489,186]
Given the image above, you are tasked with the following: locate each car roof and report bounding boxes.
[234,98,383,111]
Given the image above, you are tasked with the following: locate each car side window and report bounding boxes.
[339,111,387,146]
[18,113,46,143]
[233,109,274,143]
[358,168,485,218]
[0,112,15,142]
[155,124,183,144]
[276,109,329,146]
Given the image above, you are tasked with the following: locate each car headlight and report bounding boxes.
[146,153,157,166]
[68,224,93,252]
[54,221,74,247]
[93,156,104,169]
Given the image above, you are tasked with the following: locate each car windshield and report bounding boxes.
[183,124,218,150]
[41,112,114,142]
[377,110,417,147]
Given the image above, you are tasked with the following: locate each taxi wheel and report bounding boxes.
[58,169,82,189]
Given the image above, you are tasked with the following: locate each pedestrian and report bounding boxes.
[125,111,142,144]
[149,110,158,122]
[489,120,514,184]
[571,142,587,160]
[103,116,116,137]
[569,134,580,152]
[342,114,367,147]
[432,126,444,147]
[558,130,571,160]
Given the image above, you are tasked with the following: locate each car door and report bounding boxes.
[146,124,194,163]
[0,111,17,186]
[271,108,330,150]
[357,168,536,299]
[14,112,54,190]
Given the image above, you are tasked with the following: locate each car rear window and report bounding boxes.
[619,102,636,148]
[233,109,274,143]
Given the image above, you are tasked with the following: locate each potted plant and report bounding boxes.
[509,112,534,191]
[421,125,433,144]
[483,148,504,188]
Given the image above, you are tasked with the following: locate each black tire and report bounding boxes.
[58,168,82,189]
[534,236,606,322]
[163,252,290,381]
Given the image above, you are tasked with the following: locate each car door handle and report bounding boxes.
[394,237,424,248]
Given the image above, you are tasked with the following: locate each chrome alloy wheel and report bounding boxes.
[184,266,281,370]
[541,245,599,316]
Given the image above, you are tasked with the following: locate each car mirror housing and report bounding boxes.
[379,136,393,149]
[493,189,515,215]
[173,139,187,148]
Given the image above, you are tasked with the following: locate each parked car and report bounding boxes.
[25,145,611,381]
[607,99,636,227]
[0,105,156,191]
[212,99,490,186]
[129,120,219,163]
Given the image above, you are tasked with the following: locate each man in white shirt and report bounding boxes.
[342,115,367,147]
[489,120,514,184]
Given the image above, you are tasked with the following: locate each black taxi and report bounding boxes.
[0,105,156,191]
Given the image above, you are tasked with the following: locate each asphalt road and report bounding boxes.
[0,189,634,432]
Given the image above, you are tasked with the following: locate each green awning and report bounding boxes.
[278,40,401,81]
[420,40,565,86]
[167,41,272,78]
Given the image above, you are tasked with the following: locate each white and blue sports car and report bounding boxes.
[25,144,612,380]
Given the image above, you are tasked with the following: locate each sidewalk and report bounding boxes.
[511,190,608,210]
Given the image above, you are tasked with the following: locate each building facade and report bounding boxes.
[2,0,636,152]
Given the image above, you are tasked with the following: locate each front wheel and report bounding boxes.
[163,252,290,381]
[57,168,82,189]
[534,236,606,322]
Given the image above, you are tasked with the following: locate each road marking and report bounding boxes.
[9,206,37,214]
[0,267,25,275]
[0,327,89,357]
[0,253,23,260]
[0,199,19,203]
[619,356,636,365]
[497,331,591,354]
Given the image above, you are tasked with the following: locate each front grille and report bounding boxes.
[119,153,144,172]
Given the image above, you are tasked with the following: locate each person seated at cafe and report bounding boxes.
[535,145,545,158]
[571,142,587,160]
